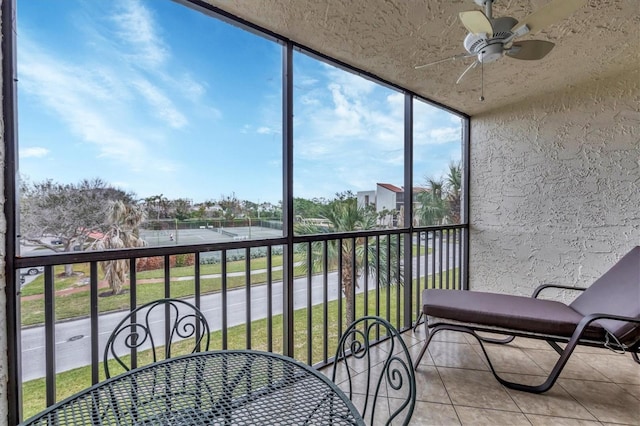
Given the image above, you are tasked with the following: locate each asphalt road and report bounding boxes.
[20,246,459,381]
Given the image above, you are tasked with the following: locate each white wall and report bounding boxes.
[356,190,375,209]
[469,69,639,296]
[376,186,397,213]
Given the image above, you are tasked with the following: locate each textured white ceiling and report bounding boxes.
[201,0,639,116]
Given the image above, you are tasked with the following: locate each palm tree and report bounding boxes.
[295,199,403,326]
[416,161,462,226]
[95,201,147,295]
[445,161,462,224]
[416,177,448,226]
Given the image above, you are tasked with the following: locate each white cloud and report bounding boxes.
[297,77,319,87]
[257,126,279,135]
[132,79,187,129]
[430,127,460,143]
[387,92,404,108]
[178,73,206,99]
[20,147,50,158]
[414,125,460,145]
[18,38,179,172]
[20,50,127,158]
[111,0,168,67]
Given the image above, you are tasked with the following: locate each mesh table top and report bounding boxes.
[21,350,365,425]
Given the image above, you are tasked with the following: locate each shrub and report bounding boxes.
[136,253,195,271]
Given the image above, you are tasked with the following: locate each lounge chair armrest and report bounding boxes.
[532,283,588,299]
[572,312,640,348]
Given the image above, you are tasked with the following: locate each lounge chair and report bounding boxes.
[413,246,640,393]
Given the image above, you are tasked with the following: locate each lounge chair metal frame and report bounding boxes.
[414,283,640,394]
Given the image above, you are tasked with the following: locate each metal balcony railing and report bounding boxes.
[14,224,467,419]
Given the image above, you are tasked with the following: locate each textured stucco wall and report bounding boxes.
[469,69,640,297]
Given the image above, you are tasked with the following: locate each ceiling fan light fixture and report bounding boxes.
[478,43,503,63]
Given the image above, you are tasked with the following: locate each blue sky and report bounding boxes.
[17,0,461,205]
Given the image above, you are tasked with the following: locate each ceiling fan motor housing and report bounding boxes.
[463,16,518,63]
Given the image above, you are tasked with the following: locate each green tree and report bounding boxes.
[20,178,135,276]
[445,161,462,224]
[218,193,242,220]
[293,197,327,219]
[94,201,147,295]
[417,161,462,225]
[295,196,403,326]
[416,177,448,225]
[172,198,193,221]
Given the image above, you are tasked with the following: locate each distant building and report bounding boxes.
[357,183,428,227]
[356,190,376,209]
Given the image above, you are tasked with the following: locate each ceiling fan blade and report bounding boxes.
[514,0,587,35]
[459,10,493,35]
[506,40,555,60]
[414,53,474,69]
[456,60,478,84]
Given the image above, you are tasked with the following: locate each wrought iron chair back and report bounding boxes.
[103,298,210,378]
[332,316,416,426]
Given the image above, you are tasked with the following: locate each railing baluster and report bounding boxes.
[458,229,466,290]
[431,231,436,289]
[322,241,328,363]
[375,235,381,322]
[267,247,273,353]
[415,232,421,322]
[90,262,99,384]
[337,238,343,338]
[386,235,391,322]
[363,237,369,317]
[129,258,137,370]
[164,255,171,351]
[438,230,443,289]
[44,266,56,407]
[396,235,401,328]
[221,250,228,350]
[446,229,451,289]
[194,252,201,352]
[451,230,457,290]
[306,242,312,364]
[245,247,251,349]
[350,237,357,324]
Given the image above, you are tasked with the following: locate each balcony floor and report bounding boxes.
[323,326,640,425]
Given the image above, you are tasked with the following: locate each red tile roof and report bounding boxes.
[377,183,403,193]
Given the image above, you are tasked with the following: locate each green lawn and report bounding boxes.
[21,269,458,420]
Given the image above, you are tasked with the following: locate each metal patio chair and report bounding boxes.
[414,246,640,393]
[104,298,210,378]
[332,316,416,426]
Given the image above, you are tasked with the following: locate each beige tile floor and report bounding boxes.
[322,327,640,425]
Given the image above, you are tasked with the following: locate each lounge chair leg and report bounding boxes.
[413,321,437,370]
[413,312,424,332]
[632,352,640,365]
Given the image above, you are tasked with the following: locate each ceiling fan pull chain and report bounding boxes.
[480,61,485,101]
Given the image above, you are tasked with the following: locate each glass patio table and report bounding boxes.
[20,350,365,425]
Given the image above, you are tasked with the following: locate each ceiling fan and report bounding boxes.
[415,0,587,98]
